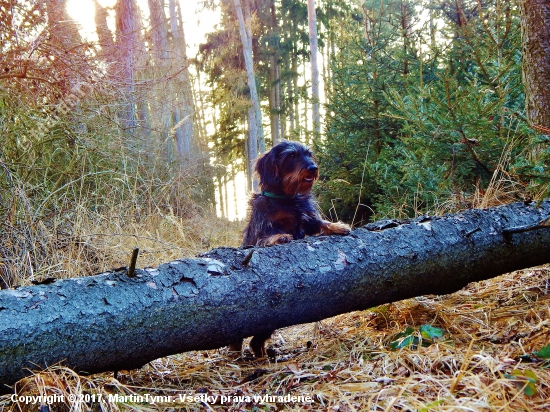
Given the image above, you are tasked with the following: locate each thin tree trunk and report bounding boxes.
[93,0,115,61]
[247,106,258,191]
[2,200,550,389]
[430,7,437,52]
[307,0,321,138]
[362,3,381,156]
[401,0,412,77]
[322,33,328,98]
[269,63,280,144]
[232,169,239,218]
[223,173,229,218]
[244,120,252,191]
[328,30,335,95]
[217,173,226,219]
[148,0,169,60]
[135,100,153,153]
[170,0,196,166]
[303,58,309,143]
[115,0,140,131]
[146,0,173,161]
[292,18,300,138]
[291,46,299,138]
[269,0,282,144]
[192,69,207,142]
[234,0,265,163]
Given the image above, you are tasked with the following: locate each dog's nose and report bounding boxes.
[307,165,318,173]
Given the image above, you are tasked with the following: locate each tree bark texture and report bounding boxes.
[234,0,264,160]
[1,200,550,390]
[93,0,116,61]
[148,0,169,61]
[307,0,321,137]
[169,0,196,166]
[247,105,259,192]
[269,0,283,145]
[520,0,550,129]
[114,0,140,130]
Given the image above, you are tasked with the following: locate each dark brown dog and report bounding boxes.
[230,140,350,357]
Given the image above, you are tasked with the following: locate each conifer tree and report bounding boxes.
[318,0,543,222]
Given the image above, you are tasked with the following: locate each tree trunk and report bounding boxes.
[148,0,169,61]
[286,56,295,137]
[362,3,382,156]
[247,105,259,191]
[232,169,239,217]
[291,41,299,137]
[234,0,264,161]
[93,0,115,61]
[307,0,321,138]
[170,0,196,166]
[2,200,550,389]
[46,0,81,52]
[269,0,282,145]
[400,0,412,77]
[146,0,174,161]
[115,0,140,130]
[291,18,300,139]
[303,58,309,142]
[193,67,208,142]
[223,173,229,218]
[520,0,550,130]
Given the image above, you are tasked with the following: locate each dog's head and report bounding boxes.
[255,141,319,196]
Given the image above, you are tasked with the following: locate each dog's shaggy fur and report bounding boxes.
[243,140,350,247]
[231,141,350,357]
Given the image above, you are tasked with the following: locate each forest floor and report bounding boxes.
[1,211,550,412]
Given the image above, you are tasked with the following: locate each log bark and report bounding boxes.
[2,200,550,390]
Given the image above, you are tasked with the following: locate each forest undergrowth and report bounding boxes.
[0,155,243,289]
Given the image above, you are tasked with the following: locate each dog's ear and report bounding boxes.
[255,150,279,189]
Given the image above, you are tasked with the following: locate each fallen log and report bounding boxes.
[1,200,550,390]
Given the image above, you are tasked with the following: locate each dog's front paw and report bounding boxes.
[321,221,351,236]
[262,234,294,246]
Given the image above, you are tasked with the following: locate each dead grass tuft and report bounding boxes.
[0,171,243,288]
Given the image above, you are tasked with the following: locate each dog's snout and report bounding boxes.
[307,164,318,173]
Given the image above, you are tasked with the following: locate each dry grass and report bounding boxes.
[0,208,242,288]
[0,169,243,288]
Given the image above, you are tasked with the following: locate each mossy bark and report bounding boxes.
[1,200,550,391]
